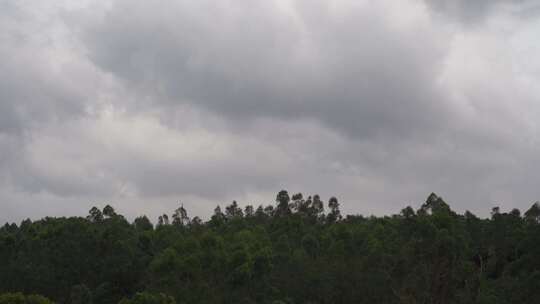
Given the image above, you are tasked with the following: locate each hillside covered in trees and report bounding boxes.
[2,191,540,304]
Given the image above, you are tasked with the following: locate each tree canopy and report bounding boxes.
[1,191,540,303]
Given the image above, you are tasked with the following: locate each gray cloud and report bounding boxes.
[425,0,507,24]
[1,0,540,224]
[0,2,85,135]
[83,0,454,141]
[424,0,539,25]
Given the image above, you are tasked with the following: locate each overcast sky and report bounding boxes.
[1,0,540,223]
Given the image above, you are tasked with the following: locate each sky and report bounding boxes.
[1,0,540,223]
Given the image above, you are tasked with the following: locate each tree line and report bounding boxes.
[1,190,540,303]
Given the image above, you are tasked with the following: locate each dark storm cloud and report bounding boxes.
[425,0,539,25]
[84,0,452,141]
[425,0,507,23]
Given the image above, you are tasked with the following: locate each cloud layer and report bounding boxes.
[1,0,540,223]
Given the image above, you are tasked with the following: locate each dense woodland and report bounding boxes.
[2,191,540,303]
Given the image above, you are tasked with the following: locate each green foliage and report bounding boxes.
[70,284,92,304]
[118,292,175,304]
[0,292,55,304]
[1,191,540,303]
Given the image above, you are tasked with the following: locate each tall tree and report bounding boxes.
[327,196,341,223]
[275,190,291,217]
[172,205,189,226]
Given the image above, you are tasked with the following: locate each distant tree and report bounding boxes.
[103,205,117,218]
[134,216,153,231]
[327,197,341,223]
[190,216,202,227]
[158,214,169,226]
[275,190,291,217]
[525,202,540,222]
[311,195,324,219]
[87,206,103,222]
[400,206,416,219]
[225,201,243,219]
[6,191,540,304]
[418,192,452,215]
[244,205,254,217]
[20,218,32,229]
[290,193,303,213]
[264,205,275,217]
[294,193,313,216]
[172,205,189,226]
[510,208,521,218]
[210,206,226,226]
[491,206,501,218]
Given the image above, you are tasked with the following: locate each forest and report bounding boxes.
[1,191,540,304]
